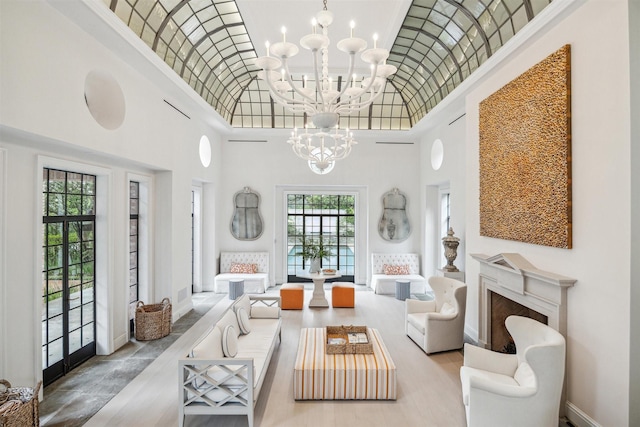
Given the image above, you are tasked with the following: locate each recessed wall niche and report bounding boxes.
[84,70,125,130]
[199,135,212,167]
[431,138,444,170]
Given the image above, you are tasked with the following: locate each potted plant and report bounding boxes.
[298,235,333,273]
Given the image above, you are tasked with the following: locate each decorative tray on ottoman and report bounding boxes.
[326,325,373,354]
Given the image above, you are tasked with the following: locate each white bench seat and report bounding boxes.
[370,253,426,294]
[213,252,271,293]
[214,273,269,294]
[371,274,427,295]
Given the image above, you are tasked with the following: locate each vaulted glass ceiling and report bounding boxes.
[103,0,552,130]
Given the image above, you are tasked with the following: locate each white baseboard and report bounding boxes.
[174,301,193,322]
[464,325,478,343]
[112,332,128,353]
[566,401,601,427]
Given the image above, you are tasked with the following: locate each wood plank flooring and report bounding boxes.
[84,287,467,427]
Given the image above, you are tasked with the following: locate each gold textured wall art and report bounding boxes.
[479,45,572,248]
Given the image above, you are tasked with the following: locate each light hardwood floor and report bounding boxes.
[84,288,467,427]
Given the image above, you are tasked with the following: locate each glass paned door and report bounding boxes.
[286,194,355,282]
[129,181,139,334]
[42,169,96,386]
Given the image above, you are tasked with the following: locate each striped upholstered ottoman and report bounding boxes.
[293,327,397,400]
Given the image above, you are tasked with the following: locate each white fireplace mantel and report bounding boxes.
[471,253,576,348]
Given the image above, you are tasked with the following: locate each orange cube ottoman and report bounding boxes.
[280,283,305,309]
[332,283,355,308]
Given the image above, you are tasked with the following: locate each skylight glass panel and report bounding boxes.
[463,0,486,18]
[104,0,553,128]
[388,0,553,124]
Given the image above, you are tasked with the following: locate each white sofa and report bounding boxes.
[178,293,281,427]
[370,253,427,294]
[214,251,270,293]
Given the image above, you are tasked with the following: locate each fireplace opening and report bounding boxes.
[490,291,548,353]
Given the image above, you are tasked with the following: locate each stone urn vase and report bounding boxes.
[442,227,460,272]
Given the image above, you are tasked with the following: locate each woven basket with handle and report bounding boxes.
[135,297,172,341]
[0,379,41,427]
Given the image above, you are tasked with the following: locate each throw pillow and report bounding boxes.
[217,310,241,338]
[383,264,410,275]
[233,293,252,317]
[230,263,258,274]
[191,326,224,359]
[221,325,238,357]
[236,307,251,335]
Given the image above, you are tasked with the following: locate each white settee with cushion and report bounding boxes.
[370,253,427,294]
[214,251,270,293]
[406,276,467,354]
[459,315,566,427]
[178,293,281,427]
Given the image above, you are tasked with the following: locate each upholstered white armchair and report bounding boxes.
[405,276,467,354]
[459,315,566,427]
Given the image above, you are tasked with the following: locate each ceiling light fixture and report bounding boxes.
[254,0,396,174]
[286,126,356,174]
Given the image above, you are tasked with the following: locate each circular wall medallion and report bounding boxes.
[199,135,212,167]
[84,70,125,130]
[431,138,444,170]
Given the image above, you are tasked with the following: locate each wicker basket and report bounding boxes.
[0,380,41,427]
[326,325,373,354]
[135,298,172,341]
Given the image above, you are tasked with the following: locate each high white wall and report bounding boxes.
[448,1,629,425]
[217,129,423,286]
[418,113,467,280]
[0,0,221,386]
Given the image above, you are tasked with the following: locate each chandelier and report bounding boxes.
[287,125,356,174]
[254,0,397,173]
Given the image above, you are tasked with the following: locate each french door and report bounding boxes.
[286,194,355,282]
[129,181,139,334]
[42,169,96,386]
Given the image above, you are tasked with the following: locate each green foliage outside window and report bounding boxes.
[42,169,96,303]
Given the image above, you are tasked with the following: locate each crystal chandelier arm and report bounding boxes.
[271,94,317,114]
[335,76,387,114]
[353,61,380,97]
[267,83,316,113]
[281,61,318,107]
[331,61,382,114]
[334,87,383,114]
[326,52,358,112]
[266,86,316,115]
[261,68,317,115]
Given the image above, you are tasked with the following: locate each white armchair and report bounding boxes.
[459,315,566,427]
[405,276,467,354]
